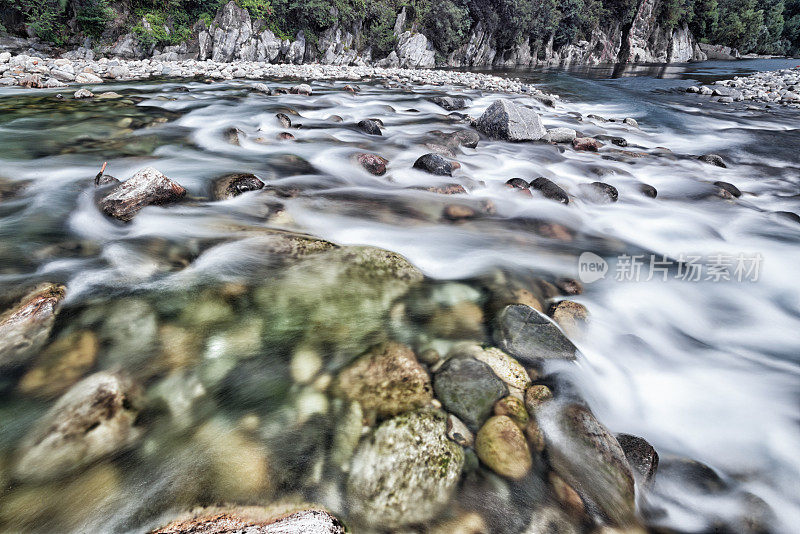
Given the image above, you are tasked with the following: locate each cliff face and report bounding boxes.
[105,0,719,67]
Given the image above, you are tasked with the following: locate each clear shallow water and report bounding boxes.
[0,60,799,533]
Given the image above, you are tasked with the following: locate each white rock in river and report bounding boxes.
[477,99,546,141]
[346,410,464,528]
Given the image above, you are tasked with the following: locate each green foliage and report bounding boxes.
[2,0,799,57]
[416,0,471,54]
[75,0,116,37]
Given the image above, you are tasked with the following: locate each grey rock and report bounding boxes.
[433,356,507,430]
[616,433,659,487]
[212,173,264,200]
[699,153,727,168]
[413,153,456,176]
[477,99,546,141]
[546,127,577,143]
[529,177,569,204]
[430,96,468,111]
[99,167,187,221]
[579,181,618,203]
[357,119,382,136]
[494,304,577,363]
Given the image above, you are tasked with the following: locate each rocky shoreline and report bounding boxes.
[0,50,556,101]
[686,66,800,106]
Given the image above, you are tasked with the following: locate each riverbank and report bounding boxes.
[686,66,800,106]
[0,51,560,102]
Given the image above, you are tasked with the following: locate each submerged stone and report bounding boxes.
[13,372,142,482]
[332,341,432,418]
[346,410,464,528]
[542,403,637,527]
[212,173,265,200]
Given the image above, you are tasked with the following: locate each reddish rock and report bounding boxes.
[423,184,467,195]
[572,137,604,152]
[277,132,295,140]
[357,153,389,175]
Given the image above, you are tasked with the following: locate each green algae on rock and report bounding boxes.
[346,410,464,528]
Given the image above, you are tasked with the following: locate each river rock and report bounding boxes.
[290,83,312,95]
[276,112,291,128]
[494,396,529,428]
[447,130,480,149]
[475,415,532,480]
[639,183,658,198]
[579,181,618,203]
[413,153,457,176]
[623,117,639,128]
[524,384,553,415]
[529,177,569,204]
[466,345,531,393]
[523,505,580,534]
[13,372,141,482]
[99,167,187,221]
[211,173,264,200]
[572,137,603,151]
[346,410,464,528]
[547,127,577,143]
[152,505,345,533]
[357,119,382,136]
[698,153,727,168]
[17,330,98,398]
[446,414,474,447]
[430,96,468,111]
[542,403,637,526]
[616,433,659,487]
[0,283,66,370]
[476,99,546,141]
[713,181,741,198]
[433,355,507,430]
[506,178,532,196]
[494,304,578,363]
[549,300,589,338]
[73,88,94,99]
[332,341,432,418]
[356,153,388,175]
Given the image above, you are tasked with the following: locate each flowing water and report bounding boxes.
[0,59,799,533]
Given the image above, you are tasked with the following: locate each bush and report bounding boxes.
[417,0,471,54]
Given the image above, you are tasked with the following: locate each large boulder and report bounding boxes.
[396,31,435,68]
[332,341,432,418]
[347,410,464,528]
[494,305,577,363]
[0,283,66,370]
[13,372,142,481]
[99,167,186,222]
[476,99,546,141]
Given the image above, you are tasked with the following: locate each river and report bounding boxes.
[0,58,798,533]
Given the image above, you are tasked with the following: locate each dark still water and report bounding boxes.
[0,59,798,533]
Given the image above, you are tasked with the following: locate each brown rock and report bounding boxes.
[444,204,477,221]
[549,300,589,339]
[572,137,604,151]
[332,341,432,418]
[549,472,586,517]
[277,132,295,140]
[99,167,186,222]
[423,183,467,195]
[13,372,142,481]
[0,283,66,370]
[524,384,553,415]
[357,153,389,176]
[152,506,345,534]
[18,331,98,398]
[428,301,484,339]
[475,415,532,480]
